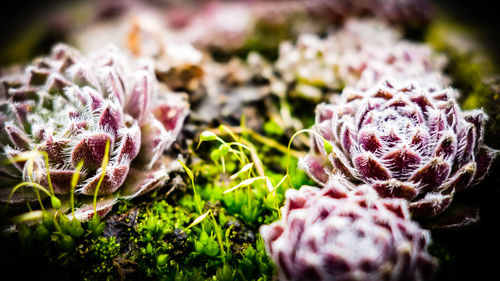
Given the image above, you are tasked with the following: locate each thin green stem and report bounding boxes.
[71,160,85,218]
[93,139,111,216]
[40,151,55,196]
[286,129,325,189]
[4,181,51,214]
[220,125,247,164]
[210,210,226,259]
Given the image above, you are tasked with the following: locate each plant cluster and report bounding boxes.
[0,43,188,220]
[275,19,447,93]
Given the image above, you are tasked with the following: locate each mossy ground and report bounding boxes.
[0,118,314,280]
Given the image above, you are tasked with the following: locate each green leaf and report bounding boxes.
[157,254,168,267]
[88,215,105,236]
[185,210,210,230]
[68,219,84,238]
[224,176,267,194]
[241,203,260,223]
[229,163,254,181]
[59,234,74,251]
[216,263,234,281]
[146,242,153,255]
[34,224,49,241]
[203,236,219,257]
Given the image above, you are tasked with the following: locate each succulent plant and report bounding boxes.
[260,176,436,281]
[0,44,189,220]
[275,19,447,92]
[305,0,432,25]
[302,80,499,217]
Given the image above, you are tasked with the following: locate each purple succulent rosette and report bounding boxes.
[0,44,189,219]
[302,80,499,217]
[260,177,436,281]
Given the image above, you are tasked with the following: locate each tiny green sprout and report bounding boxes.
[216,263,234,281]
[224,224,233,253]
[223,176,267,194]
[178,159,202,214]
[185,210,210,231]
[88,214,105,236]
[59,233,75,251]
[34,224,50,241]
[157,254,168,267]
[209,211,226,257]
[42,211,54,228]
[241,203,260,223]
[263,192,278,210]
[229,163,254,181]
[59,214,71,233]
[68,219,84,238]
[51,196,61,209]
[178,159,194,182]
[195,231,219,257]
[146,242,154,255]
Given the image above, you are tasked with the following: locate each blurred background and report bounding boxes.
[1,0,500,66]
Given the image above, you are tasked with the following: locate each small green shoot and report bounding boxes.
[178,159,203,214]
[223,176,268,194]
[184,210,210,230]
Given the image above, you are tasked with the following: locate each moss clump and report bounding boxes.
[83,237,121,281]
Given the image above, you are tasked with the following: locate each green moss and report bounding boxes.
[83,237,121,281]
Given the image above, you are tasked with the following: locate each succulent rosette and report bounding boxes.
[302,80,499,217]
[0,44,189,220]
[275,19,448,92]
[260,177,436,281]
[305,0,433,25]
